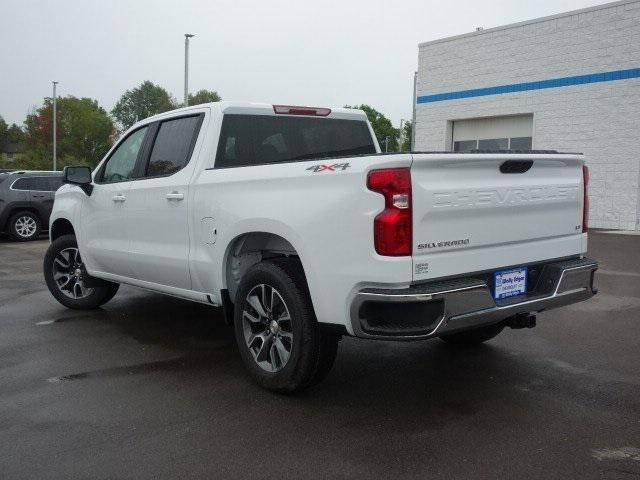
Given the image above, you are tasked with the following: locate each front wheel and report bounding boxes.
[233,258,340,393]
[43,234,119,309]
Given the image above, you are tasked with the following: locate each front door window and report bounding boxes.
[101,127,148,183]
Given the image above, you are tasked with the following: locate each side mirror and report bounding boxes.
[64,166,93,195]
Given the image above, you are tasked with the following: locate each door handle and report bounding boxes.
[166,192,184,201]
[112,195,126,202]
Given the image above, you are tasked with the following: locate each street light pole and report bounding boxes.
[411,71,417,152]
[184,34,195,106]
[52,81,58,171]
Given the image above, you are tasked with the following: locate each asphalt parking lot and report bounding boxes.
[1,231,639,479]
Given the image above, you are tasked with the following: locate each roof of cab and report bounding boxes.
[144,101,369,123]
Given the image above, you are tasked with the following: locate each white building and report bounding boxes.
[414,0,640,230]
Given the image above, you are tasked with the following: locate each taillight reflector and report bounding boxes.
[273,105,331,116]
[367,168,412,256]
[582,165,589,233]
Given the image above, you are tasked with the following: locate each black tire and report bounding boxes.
[303,329,341,389]
[439,322,505,347]
[8,211,41,241]
[233,258,340,393]
[44,234,119,309]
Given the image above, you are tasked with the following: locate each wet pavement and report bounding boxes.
[1,231,639,479]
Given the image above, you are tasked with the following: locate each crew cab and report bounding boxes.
[44,102,597,392]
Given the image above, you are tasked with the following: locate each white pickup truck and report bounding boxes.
[44,102,597,392]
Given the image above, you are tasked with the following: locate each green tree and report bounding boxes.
[24,96,114,166]
[188,89,221,106]
[6,123,26,145]
[0,150,46,170]
[112,81,177,130]
[345,104,399,152]
[0,116,7,149]
[401,120,412,152]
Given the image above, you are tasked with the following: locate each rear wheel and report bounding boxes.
[8,211,41,241]
[303,329,341,388]
[439,322,504,347]
[233,258,340,393]
[44,234,119,309]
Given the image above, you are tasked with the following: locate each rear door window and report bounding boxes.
[30,177,49,191]
[11,176,63,191]
[215,114,376,168]
[145,115,203,177]
[11,178,35,190]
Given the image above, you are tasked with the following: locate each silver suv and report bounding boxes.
[0,171,64,241]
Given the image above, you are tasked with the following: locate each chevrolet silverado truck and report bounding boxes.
[43,102,598,392]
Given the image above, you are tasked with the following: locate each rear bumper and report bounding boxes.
[350,257,598,340]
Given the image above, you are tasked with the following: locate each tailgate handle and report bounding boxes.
[500,160,533,174]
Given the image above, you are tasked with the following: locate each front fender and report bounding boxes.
[49,185,84,243]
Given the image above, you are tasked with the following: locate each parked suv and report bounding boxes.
[0,171,64,241]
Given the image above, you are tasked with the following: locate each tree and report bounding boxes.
[345,104,399,152]
[188,89,221,106]
[401,121,412,152]
[112,81,177,130]
[0,116,7,149]
[24,96,114,166]
[6,123,24,146]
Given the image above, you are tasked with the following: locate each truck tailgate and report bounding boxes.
[410,153,586,281]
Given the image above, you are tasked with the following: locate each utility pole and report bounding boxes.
[399,119,406,151]
[184,34,195,106]
[52,81,58,171]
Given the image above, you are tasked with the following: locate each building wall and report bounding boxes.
[415,0,640,230]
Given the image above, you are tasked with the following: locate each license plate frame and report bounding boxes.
[493,267,528,300]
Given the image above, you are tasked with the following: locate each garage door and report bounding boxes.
[452,115,533,152]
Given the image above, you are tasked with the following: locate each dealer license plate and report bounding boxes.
[493,267,528,300]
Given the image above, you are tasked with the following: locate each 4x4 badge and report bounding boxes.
[306,163,350,173]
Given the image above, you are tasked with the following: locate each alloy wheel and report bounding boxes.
[242,284,293,372]
[14,215,37,238]
[52,247,94,299]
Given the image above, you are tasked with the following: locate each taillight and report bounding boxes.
[273,105,331,116]
[367,168,412,256]
[582,165,589,233]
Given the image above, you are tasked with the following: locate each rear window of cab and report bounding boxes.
[214,114,376,168]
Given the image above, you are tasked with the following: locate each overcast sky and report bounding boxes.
[1,0,609,127]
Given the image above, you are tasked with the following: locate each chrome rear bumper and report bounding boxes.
[350,257,598,340]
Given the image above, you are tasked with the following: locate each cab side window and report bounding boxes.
[145,116,202,177]
[101,127,148,183]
